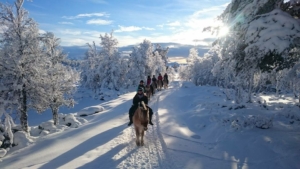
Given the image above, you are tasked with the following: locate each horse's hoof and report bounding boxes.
[144,127,148,131]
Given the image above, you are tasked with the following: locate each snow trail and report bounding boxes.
[115,89,177,169]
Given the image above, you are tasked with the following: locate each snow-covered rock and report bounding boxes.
[77,106,105,116]
[0,148,7,158]
[59,114,84,128]
[13,131,33,149]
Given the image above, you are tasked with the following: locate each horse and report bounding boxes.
[163,79,168,89]
[133,101,149,146]
[157,80,163,91]
[145,84,152,100]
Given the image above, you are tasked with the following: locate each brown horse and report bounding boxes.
[157,80,163,91]
[145,84,152,100]
[163,79,168,89]
[133,101,149,146]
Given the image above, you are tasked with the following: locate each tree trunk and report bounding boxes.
[52,107,59,126]
[51,98,59,126]
[247,73,254,103]
[235,85,243,104]
[20,85,28,132]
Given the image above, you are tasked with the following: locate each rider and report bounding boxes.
[146,75,154,94]
[164,73,169,84]
[146,76,151,86]
[137,80,146,93]
[158,73,163,85]
[128,87,154,126]
[152,75,157,88]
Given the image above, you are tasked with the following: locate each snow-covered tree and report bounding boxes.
[0,0,46,132]
[186,48,198,65]
[98,32,122,90]
[127,40,167,85]
[152,51,166,76]
[40,32,80,126]
[127,46,147,86]
[81,32,122,92]
[203,0,300,103]
[139,40,155,76]
[81,42,102,92]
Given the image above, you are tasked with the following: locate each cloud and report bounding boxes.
[62,13,108,19]
[115,25,154,32]
[59,22,74,25]
[156,21,181,29]
[60,29,82,35]
[166,21,181,27]
[52,2,228,47]
[86,19,112,25]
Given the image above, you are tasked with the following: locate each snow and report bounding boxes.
[245,9,300,55]
[0,76,300,169]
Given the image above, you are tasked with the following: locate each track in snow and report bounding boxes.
[111,90,178,169]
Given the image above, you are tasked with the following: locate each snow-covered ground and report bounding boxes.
[1,76,300,169]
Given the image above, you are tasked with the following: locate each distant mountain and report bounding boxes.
[62,46,88,60]
[62,42,211,60]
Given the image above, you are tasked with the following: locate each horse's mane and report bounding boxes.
[140,101,147,110]
[135,101,149,122]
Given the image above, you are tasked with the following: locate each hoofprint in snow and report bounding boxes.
[0,80,300,169]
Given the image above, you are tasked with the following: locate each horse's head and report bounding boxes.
[138,101,149,130]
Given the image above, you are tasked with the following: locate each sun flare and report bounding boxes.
[218,26,229,37]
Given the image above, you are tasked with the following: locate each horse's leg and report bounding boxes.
[141,129,144,146]
[135,127,140,146]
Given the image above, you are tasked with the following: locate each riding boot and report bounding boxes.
[149,113,153,125]
[128,106,134,126]
[128,114,133,126]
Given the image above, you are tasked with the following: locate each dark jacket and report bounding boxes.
[137,84,146,92]
[133,93,148,106]
[164,74,168,80]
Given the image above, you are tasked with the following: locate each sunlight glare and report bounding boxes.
[218,26,229,37]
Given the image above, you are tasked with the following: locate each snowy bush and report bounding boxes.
[279,106,300,125]
[29,113,88,137]
[222,115,273,131]
[0,129,33,158]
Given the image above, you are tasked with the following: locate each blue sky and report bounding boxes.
[18,0,229,47]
